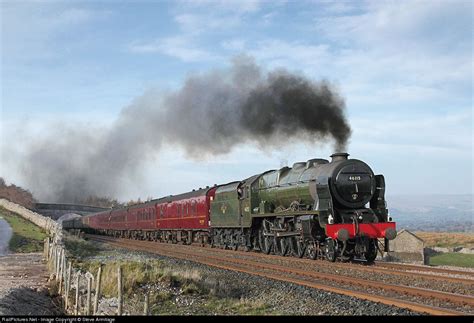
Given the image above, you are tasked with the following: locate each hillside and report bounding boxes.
[414,231,474,248]
[388,194,473,232]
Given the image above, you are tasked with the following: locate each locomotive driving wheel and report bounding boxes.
[258,220,273,254]
[307,241,318,260]
[325,238,337,262]
[230,231,239,251]
[290,237,306,258]
[274,237,288,256]
[273,221,289,256]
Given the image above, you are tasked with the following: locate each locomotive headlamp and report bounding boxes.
[328,214,334,224]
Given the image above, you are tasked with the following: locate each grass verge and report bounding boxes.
[0,206,46,252]
[74,257,277,315]
[63,234,101,259]
[62,234,279,315]
[429,252,474,268]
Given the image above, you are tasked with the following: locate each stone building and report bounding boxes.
[384,229,426,265]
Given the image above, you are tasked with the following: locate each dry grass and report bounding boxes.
[75,260,204,299]
[415,231,474,248]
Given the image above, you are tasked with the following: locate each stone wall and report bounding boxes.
[0,198,61,241]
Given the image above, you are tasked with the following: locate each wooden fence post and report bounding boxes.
[75,272,80,315]
[117,266,123,316]
[49,242,54,262]
[86,273,92,315]
[63,254,67,286]
[65,261,72,311]
[44,238,49,259]
[48,238,51,259]
[143,292,149,315]
[93,265,103,315]
[56,248,61,280]
[58,249,64,294]
[51,245,56,275]
[47,240,50,261]
[53,247,57,277]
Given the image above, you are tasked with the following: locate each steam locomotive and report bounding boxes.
[63,153,396,262]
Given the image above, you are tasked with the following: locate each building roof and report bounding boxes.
[397,229,425,243]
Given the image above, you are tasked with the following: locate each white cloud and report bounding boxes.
[351,109,472,152]
[175,0,263,14]
[215,1,471,107]
[315,0,472,51]
[174,12,242,34]
[221,39,247,51]
[128,36,217,62]
[248,39,330,70]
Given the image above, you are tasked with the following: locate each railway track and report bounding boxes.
[86,234,473,316]
[374,261,474,278]
[193,241,474,286]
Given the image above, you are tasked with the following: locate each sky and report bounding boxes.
[1,0,473,201]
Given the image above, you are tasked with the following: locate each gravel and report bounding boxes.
[86,243,420,316]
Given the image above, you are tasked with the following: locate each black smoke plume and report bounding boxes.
[19,55,351,202]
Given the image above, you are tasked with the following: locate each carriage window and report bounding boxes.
[186,203,189,215]
[192,200,197,214]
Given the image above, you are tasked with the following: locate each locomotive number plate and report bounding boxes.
[349,176,361,181]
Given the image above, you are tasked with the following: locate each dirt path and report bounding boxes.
[0,253,62,315]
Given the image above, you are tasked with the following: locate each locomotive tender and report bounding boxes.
[64,153,396,262]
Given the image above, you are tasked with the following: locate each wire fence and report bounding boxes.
[44,235,150,315]
[0,198,149,316]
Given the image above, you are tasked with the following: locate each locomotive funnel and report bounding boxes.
[330,152,349,162]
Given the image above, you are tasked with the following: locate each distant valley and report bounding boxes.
[387,194,473,233]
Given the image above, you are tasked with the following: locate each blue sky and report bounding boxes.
[1,0,472,200]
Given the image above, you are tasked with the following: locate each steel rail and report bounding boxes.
[374,261,474,278]
[87,234,471,316]
[184,240,474,285]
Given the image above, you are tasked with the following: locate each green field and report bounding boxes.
[0,207,47,253]
[429,252,474,268]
